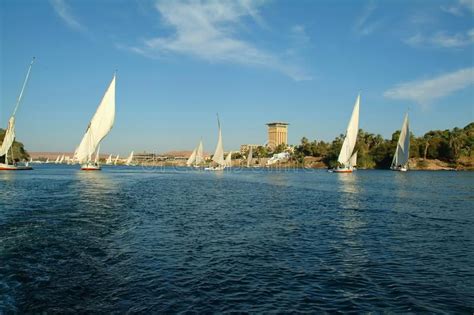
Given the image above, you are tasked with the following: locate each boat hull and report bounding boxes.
[205,166,225,171]
[81,163,101,171]
[0,163,33,171]
[391,166,408,172]
[330,166,354,173]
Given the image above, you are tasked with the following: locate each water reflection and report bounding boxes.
[75,169,117,201]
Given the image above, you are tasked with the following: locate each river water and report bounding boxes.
[1,165,473,313]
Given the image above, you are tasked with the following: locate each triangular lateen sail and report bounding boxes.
[247,146,253,167]
[225,151,232,167]
[0,58,35,163]
[125,151,134,166]
[74,74,116,164]
[114,154,119,165]
[196,140,204,165]
[212,115,225,167]
[186,148,197,166]
[391,113,410,169]
[106,154,112,165]
[337,94,360,168]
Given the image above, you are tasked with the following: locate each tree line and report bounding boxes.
[292,122,473,168]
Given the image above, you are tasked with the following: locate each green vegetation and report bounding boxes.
[0,128,30,162]
[294,122,473,169]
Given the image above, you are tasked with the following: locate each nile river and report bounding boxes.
[1,165,473,313]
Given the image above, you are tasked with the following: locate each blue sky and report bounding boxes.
[1,0,473,154]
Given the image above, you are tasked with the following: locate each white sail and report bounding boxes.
[125,151,134,166]
[94,145,100,164]
[0,117,16,157]
[55,155,60,163]
[46,158,49,163]
[59,154,65,163]
[0,58,34,162]
[391,113,410,168]
[74,75,116,164]
[106,154,112,165]
[247,146,253,167]
[337,94,360,167]
[212,115,225,166]
[196,140,204,165]
[114,154,119,165]
[186,148,197,166]
[349,151,357,167]
[225,151,232,167]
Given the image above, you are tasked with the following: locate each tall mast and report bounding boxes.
[13,57,35,117]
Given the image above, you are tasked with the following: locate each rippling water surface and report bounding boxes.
[1,165,473,313]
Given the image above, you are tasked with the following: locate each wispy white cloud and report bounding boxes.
[50,0,86,31]
[128,0,311,81]
[384,67,474,106]
[404,28,474,48]
[354,1,382,36]
[442,0,474,16]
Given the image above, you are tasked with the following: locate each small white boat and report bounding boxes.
[187,139,204,168]
[74,73,116,171]
[391,113,410,172]
[125,151,135,166]
[206,114,226,171]
[330,94,360,173]
[0,58,35,171]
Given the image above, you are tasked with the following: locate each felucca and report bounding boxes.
[0,58,35,171]
[125,151,134,166]
[205,114,226,171]
[225,151,232,168]
[74,74,116,171]
[391,113,410,172]
[332,94,360,173]
[106,154,113,165]
[187,139,204,168]
[247,146,253,167]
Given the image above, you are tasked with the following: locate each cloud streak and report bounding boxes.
[384,67,474,106]
[405,29,474,48]
[50,0,86,31]
[128,0,311,81]
[354,1,382,36]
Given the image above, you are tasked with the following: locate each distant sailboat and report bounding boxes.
[332,94,360,173]
[205,114,226,171]
[225,151,232,167]
[113,154,119,165]
[55,155,60,164]
[106,154,113,165]
[0,58,35,171]
[247,146,253,168]
[45,158,50,164]
[74,74,116,171]
[391,113,410,172]
[187,139,204,168]
[125,151,134,166]
[59,154,65,164]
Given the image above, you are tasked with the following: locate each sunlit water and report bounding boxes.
[1,165,473,313]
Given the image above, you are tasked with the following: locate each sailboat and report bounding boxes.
[187,139,204,168]
[247,146,253,167]
[74,73,116,171]
[105,154,113,165]
[45,158,50,164]
[0,58,35,171]
[125,151,134,166]
[391,113,410,172]
[54,155,60,164]
[205,114,226,171]
[59,154,65,164]
[113,154,119,165]
[225,151,232,168]
[332,94,360,173]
